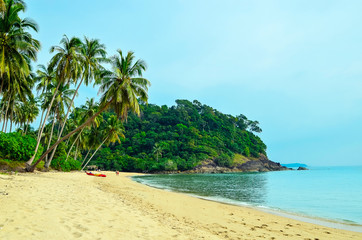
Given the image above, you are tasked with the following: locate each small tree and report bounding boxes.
[153,143,163,162]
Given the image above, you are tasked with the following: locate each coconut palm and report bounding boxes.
[49,38,106,164]
[80,127,101,166]
[16,95,38,135]
[0,0,5,13]
[81,115,124,171]
[153,143,163,162]
[26,35,81,167]
[43,82,76,168]
[34,64,56,140]
[1,70,34,132]
[65,98,102,161]
[0,0,40,96]
[26,50,150,172]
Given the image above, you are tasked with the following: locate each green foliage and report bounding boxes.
[215,153,233,168]
[164,159,178,171]
[51,156,81,172]
[0,132,43,161]
[52,141,67,160]
[0,159,23,171]
[86,100,267,172]
[244,146,251,157]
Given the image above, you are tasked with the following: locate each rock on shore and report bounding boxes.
[189,154,291,173]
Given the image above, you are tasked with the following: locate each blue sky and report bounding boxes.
[26,0,362,166]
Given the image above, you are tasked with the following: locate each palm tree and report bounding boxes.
[16,96,38,135]
[0,0,5,13]
[49,40,106,165]
[26,50,150,172]
[81,115,124,171]
[1,71,34,132]
[65,98,102,161]
[34,64,56,140]
[80,127,100,166]
[26,35,81,167]
[43,82,76,168]
[153,143,163,162]
[0,0,40,100]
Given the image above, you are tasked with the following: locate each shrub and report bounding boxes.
[164,159,177,171]
[243,146,251,157]
[0,132,43,161]
[51,155,81,172]
[214,153,233,167]
[0,159,25,171]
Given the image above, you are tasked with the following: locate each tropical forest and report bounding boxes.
[0,0,267,173]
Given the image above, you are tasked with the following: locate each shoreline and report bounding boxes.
[131,175,362,233]
[1,171,361,239]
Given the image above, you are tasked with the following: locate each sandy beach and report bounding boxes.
[0,171,361,240]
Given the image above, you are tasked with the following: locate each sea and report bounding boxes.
[132,166,362,232]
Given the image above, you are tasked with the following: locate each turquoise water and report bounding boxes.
[132,166,362,226]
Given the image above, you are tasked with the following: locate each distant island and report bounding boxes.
[281,163,308,169]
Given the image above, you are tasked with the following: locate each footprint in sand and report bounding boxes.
[72,232,82,238]
[74,223,88,232]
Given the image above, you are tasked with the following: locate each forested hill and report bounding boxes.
[90,99,268,172]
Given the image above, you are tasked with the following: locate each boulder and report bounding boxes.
[297,167,308,170]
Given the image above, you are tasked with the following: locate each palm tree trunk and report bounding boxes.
[65,128,83,161]
[65,138,70,146]
[81,148,92,166]
[44,117,56,168]
[26,80,62,167]
[2,95,11,132]
[0,80,3,99]
[26,99,113,172]
[4,118,8,133]
[47,78,84,165]
[9,110,13,132]
[57,117,61,137]
[0,100,6,130]
[24,119,30,135]
[36,109,45,141]
[81,136,108,171]
[73,140,80,160]
[36,89,46,141]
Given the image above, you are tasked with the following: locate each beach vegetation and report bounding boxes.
[0,132,43,161]
[51,156,81,172]
[25,50,150,172]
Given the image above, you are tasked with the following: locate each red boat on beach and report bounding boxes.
[85,171,106,177]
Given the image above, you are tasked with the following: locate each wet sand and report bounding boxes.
[0,171,361,239]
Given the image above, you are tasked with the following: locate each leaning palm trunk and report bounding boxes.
[26,80,62,167]
[36,108,45,141]
[4,118,8,133]
[44,118,56,166]
[81,148,92,166]
[81,136,108,171]
[24,119,30,135]
[0,80,3,99]
[1,95,11,132]
[0,101,5,130]
[9,111,13,132]
[46,78,84,167]
[65,128,83,161]
[74,140,80,160]
[26,100,113,172]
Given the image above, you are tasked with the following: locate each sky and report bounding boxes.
[25,0,362,166]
